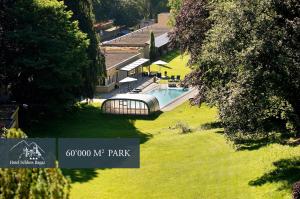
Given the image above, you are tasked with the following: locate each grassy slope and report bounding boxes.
[27,53,299,199]
[28,103,300,199]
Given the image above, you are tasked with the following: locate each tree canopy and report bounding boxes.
[64,0,106,99]
[93,0,169,27]
[168,0,183,26]
[1,0,105,114]
[1,0,89,110]
[172,0,300,141]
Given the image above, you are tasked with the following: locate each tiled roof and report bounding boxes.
[103,48,141,70]
[102,24,171,47]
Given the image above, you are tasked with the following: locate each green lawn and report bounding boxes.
[26,52,299,199]
[28,103,300,199]
[143,50,191,83]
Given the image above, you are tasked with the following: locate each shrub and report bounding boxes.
[173,121,192,134]
[293,181,300,199]
[0,129,70,199]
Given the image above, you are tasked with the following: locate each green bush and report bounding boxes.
[0,129,70,199]
[173,121,192,134]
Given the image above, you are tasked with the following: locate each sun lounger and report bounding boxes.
[168,82,177,88]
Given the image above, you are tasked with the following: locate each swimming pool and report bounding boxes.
[146,87,189,108]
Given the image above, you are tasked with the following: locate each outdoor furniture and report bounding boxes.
[153,60,169,73]
[157,73,162,78]
[119,77,138,92]
[176,75,181,81]
[171,75,175,81]
[149,71,158,77]
[142,72,149,77]
[168,82,177,88]
[131,89,141,93]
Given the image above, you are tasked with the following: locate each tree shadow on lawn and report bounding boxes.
[62,169,98,183]
[27,104,160,144]
[161,50,181,63]
[249,157,300,191]
[234,137,283,151]
[231,131,299,151]
[200,121,223,130]
[27,104,162,183]
[160,65,172,69]
[199,122,288,151]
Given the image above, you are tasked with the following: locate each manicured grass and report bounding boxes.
[28,103,300,199]
[144,50,191,83]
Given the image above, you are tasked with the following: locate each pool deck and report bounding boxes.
[87,82,198,112]
[161,87,197,112]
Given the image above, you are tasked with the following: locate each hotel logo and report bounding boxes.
[9,140,45,165]
[0,139,56,168]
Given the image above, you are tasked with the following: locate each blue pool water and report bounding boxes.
[147,88,189,108]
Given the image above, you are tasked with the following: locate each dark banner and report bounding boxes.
[0,138,140,168]
[58,138,140,168]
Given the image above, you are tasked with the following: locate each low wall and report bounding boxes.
[96,83,115,93]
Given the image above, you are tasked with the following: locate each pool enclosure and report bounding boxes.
[101,94,160,115]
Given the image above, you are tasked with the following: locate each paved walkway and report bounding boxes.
[95,77,155,99]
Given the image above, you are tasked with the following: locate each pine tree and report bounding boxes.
[149,31,157,62]
[64,0,106,100]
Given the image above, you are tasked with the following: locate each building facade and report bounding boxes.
[96,13,171,93]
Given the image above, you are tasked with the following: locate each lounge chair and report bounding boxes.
[168,82,177,88]
[131,88,141,93]
[176,75,181,81]
[171,75,175,81]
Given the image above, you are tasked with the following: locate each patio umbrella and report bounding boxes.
[119,77,137,92]
[152,60,168,73]
[119,77,138,83]
[153,60,168,65]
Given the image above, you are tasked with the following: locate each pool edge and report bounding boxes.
[160,87,197,111]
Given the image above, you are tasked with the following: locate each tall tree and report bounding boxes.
[1,0,89,112]
[147,0,169,19]
[64,0,106,100]
[149,31,157,62]
[169,0,211,62]
[172,0,300,141]
[93,0,169,26]
[93,0,143,27]
[168,0,183,26]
